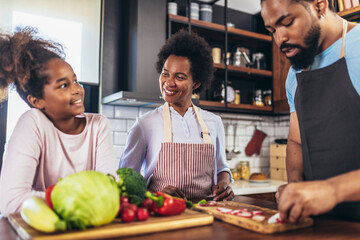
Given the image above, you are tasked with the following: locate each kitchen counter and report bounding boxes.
[1,196,359,240]
[230,179,287,195]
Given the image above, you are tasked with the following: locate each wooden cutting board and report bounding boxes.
[192,201,313,234]
[8,209,213,240]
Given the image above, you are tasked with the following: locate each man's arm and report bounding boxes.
[276,111,303,201]
[286,111,304,182]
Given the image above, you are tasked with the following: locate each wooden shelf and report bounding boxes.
[338,6,360,20]
[169,14,272,43]
[214,63,272,77]
[198,100,225,108]
[169,14,275,114]
[227,103,272,111]
[198,101,273,112]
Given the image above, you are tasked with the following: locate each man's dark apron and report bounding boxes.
[294,20,360,220]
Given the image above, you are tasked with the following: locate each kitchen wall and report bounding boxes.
[101,104,290,176]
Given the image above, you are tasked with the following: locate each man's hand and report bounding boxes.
[275,184,287,203]
[212,181,234,201]
[161,185,186,199]
[277,180,337,223]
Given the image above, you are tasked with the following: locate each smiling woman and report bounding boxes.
[0,28,117,217]
[120,30,234,203]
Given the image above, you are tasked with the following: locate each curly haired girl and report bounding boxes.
[0,27,116,216]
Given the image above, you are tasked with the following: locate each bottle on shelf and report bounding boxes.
[253,89,264,107]
[234,90,241,104]
[263,90,272,106]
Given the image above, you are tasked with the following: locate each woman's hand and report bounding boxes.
[212,181,234,201]
[161,185,186,199]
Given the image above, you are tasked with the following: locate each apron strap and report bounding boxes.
[163,102,172,142]
[162,102,212,144]
[192,103,212,144]
[340,20,348,59]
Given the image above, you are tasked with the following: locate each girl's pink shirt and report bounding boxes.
[0,109,117,216]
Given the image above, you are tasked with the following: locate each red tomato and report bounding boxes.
[121,208,136,223]
[136,208,149,221]
[117,202,130,218]
[45,184,56,210]
[120,196,129,204]
[141,198,153,212]
[125,203,138,213]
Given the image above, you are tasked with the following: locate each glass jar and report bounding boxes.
[252,52,266,69]
[234,90,240,104]
[253,89,264,107]
[231,168,241,181]
[263,90,272,106]
[233,48,242,66]
[238,161,250,180]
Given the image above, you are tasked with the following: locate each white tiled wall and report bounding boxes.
[101,104,290,177]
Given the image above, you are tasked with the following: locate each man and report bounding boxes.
[261,0,360,222]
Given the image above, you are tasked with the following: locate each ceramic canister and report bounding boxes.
[190,2,199,20]
[200,4,212,22]
[168,2,178,15]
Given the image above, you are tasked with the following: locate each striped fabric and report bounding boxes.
[149,142,215,201]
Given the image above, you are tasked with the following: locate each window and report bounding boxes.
[0,0,101,156]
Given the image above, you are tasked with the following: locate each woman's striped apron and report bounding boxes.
[148,102,215,201]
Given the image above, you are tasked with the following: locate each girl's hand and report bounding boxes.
[212,182,234,201]
[161,185,186,199]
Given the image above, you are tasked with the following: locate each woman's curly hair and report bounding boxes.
[0,27,64,105]
[156,30,214,94]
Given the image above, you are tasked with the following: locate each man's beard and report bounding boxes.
[280,23,321,71]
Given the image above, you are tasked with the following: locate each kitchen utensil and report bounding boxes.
[193,201,313,234]
[224,123,232,160]
[8,209,213,240]
[231,124,241,155]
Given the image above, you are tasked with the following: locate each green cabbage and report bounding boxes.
[51,171,119,230]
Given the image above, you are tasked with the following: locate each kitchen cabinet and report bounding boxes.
[167,1,290,114]
[338,5,360,20]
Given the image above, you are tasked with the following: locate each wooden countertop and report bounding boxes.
[231,179,287,195]
[1,196,360,240]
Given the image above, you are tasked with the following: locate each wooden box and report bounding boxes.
[270,144,287,181]
[270,167,287,181]
[270,144,287,157]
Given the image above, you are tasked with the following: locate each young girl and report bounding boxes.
[0,28,117,217]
